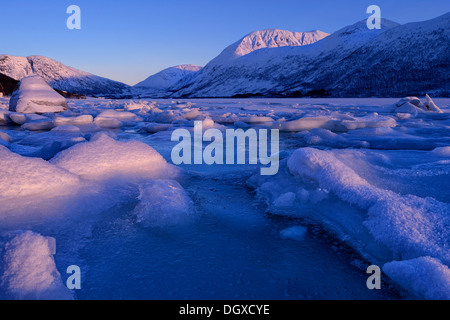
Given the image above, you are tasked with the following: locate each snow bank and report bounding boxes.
[383,257,450,300]
[0,231,73,300]
[287,148,450,264]
[9,75,68,114]
[133,180,193,227]
[249,146,450,298]
[0,145,80,200]
[50,133,177,181]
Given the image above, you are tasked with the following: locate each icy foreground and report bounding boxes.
[0,96,449,299]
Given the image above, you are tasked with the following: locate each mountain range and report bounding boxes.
[1,12,449,98]
[0,55,130,96]
[134,64,202,98]
[171,14,449,98]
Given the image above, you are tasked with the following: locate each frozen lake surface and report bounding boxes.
[1,97,449,300]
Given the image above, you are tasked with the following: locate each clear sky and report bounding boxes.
[1,0,449,85]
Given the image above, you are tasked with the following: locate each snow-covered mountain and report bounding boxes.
[209,29,329,65]
[134,64,202,97]
[171,20,400,97]
[171,14,449,98]
[0,55,130,96]
[313,12,450,97]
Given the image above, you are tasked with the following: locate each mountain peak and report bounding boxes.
[210,29,329,65]
[233,29,330,57]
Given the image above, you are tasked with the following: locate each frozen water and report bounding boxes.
[133,179,193,227]
[0,96,449,299]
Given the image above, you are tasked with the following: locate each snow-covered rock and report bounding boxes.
[9,75,68,114]
[0,231,73,300]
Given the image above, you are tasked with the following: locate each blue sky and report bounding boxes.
[1,0,449,85]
